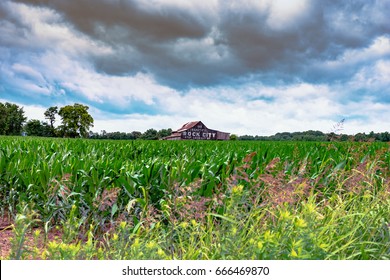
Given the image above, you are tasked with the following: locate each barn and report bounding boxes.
[163,121,230,140]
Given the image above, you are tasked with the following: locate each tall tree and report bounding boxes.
[0,102,27,135]
[44,106,58,136]
[58,103,94,138]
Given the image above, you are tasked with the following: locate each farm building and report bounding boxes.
[163,121,230,140]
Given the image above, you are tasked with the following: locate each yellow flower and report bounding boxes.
[232,185,244,194]
[304,202,316,214]
[146,241,157,249]
[157,248,166,257]
[279,210,292,220]
[41,250,48,259]
[34,229,41,238]
[119,221,127,229]
[112,233,119,241]
[48,241,59,250]
[257,241,264,250]
[291,249,298,258]
[231,226,237,235]
[294,217,307,228]
[191,219,198,227]
[133,238,140,248]
[180,222,189,229]
[264,230,274,241]
[319,243,328,250]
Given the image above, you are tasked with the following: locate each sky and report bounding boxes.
[0,0,389,136]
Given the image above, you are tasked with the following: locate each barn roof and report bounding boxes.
[176,121,207,132]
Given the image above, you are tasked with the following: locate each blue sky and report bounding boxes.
[0,0,389,135]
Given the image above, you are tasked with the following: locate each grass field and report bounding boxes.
[0,137,389,259]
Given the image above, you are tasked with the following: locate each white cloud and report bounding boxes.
[266,0,311,30]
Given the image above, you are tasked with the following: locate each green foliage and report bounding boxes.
[24,119,52,137]
[44,106,58,128]
[141,128,158,140]
[58,103,94,138]
[0,102,27,135]
[44,106,58,136]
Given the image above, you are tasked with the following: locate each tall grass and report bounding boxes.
[0,137,389,259]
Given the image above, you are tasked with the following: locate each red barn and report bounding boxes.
[163,121,230,140]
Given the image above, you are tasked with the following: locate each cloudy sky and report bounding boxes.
[1,0,389,135]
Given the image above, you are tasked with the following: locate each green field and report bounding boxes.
[0,137,389,259]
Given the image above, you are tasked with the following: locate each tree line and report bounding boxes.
[0,102,172,140]
[238,130,390,142]
[0,102,94,138]
[89,128,173,140]
[1,101,389,141]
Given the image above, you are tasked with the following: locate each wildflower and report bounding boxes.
[157,248,166,257]
[41,250,48,259]
[257,241,264,250]
[180,222,189,229]
[133,238,140,248]
[264,230,274,241]
[304,202,316,214]
[231,226,238,235]
[112,233,119,241]
[34,229,41,238]
[119,221,127,229]
[279,210,292,221]
[319,243,328,250]
[146,241,157,249]
[48,241,59,250]
[191,219,198,227]
[294,217,307,228]
[291,249,298,258]
[232,185,244,195]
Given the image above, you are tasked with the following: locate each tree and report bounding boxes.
[24,119,43,136]
[141,128,158,140]
[44,106,58,136]
[58,103,94,138]
[157,128,172,139]
[130,131,142,140]
[0,102,27,135]
[24,119,52,136]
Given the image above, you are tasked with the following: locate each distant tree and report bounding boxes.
[141,128,158,140]
[238,135,255,140]
[131,131,142,140]
[339,134,349,142]
[354,133,368,142]
[378,132,390,142]
[157,128,172,139]
[229,134,238,141]
[58,103,94,138]
[0,102,27,135]
[0,103,7,135]
[25,119,43,136]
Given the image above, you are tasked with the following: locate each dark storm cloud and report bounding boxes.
[9,0,390,88]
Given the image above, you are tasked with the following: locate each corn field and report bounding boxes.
[0,137,389,259]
